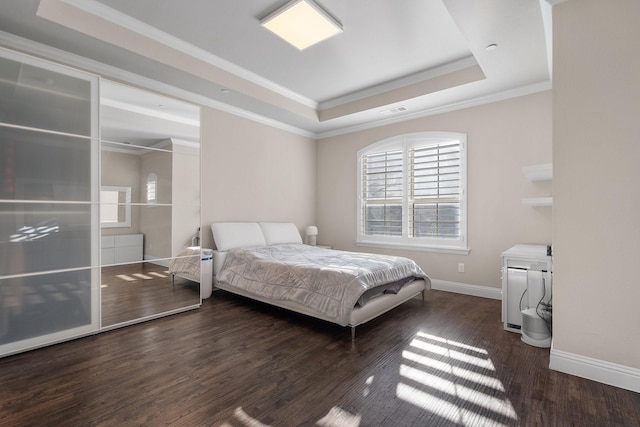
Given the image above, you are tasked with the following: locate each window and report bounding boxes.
[100,186,131,228]
[357,132,468,253]
[146,173,157,205]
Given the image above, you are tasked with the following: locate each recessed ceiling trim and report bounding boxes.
[318,55,478,110]
[316,80,552,140]
[58,0,319,109]
[319,63,485,122]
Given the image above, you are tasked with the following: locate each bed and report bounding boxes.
[211,222,430,339]
[169,246,201,285]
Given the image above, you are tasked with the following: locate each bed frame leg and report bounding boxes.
[171,273,175,290]
[421,290,425,301]
[351,326,356,341]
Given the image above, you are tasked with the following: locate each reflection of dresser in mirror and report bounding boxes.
[101,234,143,264]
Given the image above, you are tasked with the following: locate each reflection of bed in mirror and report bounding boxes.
[169,246,201,285]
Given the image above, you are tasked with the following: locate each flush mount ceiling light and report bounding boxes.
[260,0,343,50]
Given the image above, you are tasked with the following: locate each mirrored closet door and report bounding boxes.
[100,80,201,328]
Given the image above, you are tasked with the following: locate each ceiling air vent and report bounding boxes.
[380,106,408,116]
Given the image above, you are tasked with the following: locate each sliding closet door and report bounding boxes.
[0,47,99,356]
[100,80,201,328]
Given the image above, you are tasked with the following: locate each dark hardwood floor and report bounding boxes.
[0,289,638,426]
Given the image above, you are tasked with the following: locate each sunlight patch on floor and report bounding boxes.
[362,375,374,397]
[220,406,360,427]
[410,336,495,371]
[317,406,361,427]
[396,331,518,426]
[397,382,508,426]
[402,350,505,392]
[113,272,168,282]
[149,272,168,278]
[399,364,516,419]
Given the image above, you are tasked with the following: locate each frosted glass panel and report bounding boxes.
[0,55,92,136]
[0,47,99,358]
[0,268,92,345]
[0,203,93,276]
[0,126,94,201]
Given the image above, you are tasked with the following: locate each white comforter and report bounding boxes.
[169,247,201,278]
[216,244,429,326]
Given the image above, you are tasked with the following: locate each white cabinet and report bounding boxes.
[101,234,143,264]
[501,244,552,333]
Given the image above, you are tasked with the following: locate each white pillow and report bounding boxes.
[211,222,267,251]
[259,222,303,245]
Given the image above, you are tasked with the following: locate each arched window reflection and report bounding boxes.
[146,172,157,205]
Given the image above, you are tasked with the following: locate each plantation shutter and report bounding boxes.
[361,149,403,236]
[409,141,461,239]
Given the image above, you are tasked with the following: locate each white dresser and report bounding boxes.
[101,234,144,264]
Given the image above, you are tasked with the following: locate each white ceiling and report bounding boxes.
[0,0,552,138]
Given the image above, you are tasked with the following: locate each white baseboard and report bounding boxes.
[430,279,502,300]
[144,255,170,267]
[549,347,640,393]
[431,279,640,393]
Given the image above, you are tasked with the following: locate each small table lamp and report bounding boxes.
[306,225,318,246]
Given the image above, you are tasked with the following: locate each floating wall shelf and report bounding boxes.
[522,163,552,181]
[522,163,552,207]
[522,197,553,207]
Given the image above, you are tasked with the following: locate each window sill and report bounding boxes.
[356,240,470,255]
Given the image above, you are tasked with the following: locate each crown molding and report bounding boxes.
[317,80,552,139]
[59,0,319,110]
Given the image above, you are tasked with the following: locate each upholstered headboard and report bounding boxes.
[258,222,303,245]
[210,222,303,276]
[210,222,267,252]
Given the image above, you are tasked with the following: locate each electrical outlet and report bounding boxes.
[458,263,465,273]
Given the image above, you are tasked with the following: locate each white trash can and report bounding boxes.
[200,248,213,299]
